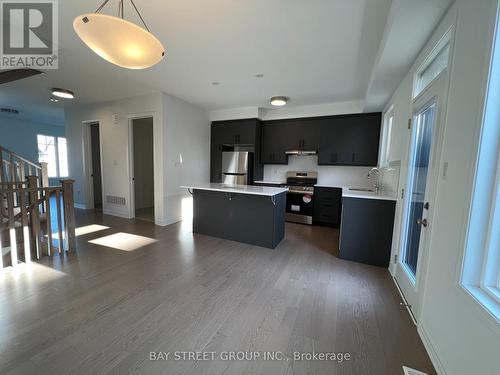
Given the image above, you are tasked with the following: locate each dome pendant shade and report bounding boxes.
[73,13,165,69]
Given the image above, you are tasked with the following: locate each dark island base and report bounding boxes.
[193,190,286,249]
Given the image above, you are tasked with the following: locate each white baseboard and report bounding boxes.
[155,217,181,226]
[417,324,447,375]
[74,203,90,209]
[103,209,132,219]
[391,277,445,374]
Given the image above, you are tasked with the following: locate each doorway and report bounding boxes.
[394,70,448,322]
[89,122,102,211]
[131,117,154,222]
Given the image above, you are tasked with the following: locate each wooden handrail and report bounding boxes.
[0,145,41,171]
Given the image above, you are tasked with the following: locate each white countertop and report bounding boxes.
[342,187,397,201]
[313,184,397,201]
[181,183,288,196]
[253,180,286,185]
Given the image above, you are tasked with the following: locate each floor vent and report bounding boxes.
[403,366,429,375]
[106,195,126,205]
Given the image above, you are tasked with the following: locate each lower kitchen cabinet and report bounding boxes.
[339,197,396,267]
[313,187,342,227]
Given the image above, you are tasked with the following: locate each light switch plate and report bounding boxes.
[442,161,449,180]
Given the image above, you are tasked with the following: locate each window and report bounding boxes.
[461,12,500,322]
[380,107,394,167]
[37,135,68,178]
[413,30,451,98]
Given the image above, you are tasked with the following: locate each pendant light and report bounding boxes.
[73,0,165,69]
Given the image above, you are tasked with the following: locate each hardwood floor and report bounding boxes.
[0,209,435,375]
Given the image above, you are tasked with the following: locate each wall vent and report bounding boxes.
[403,366,428,375]
[106,195,126,206]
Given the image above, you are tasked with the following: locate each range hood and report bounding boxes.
[285,150,318,156]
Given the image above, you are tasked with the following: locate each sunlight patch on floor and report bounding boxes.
[46,224,110,239]
[180,196,193,233]
[88,232,157,251]
[0,262,67,282]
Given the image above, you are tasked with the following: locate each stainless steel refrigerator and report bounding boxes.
[222,151,253,185]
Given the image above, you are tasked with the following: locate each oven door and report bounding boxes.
[286,191,314,224]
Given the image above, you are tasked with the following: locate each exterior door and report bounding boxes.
[394,73,448,321]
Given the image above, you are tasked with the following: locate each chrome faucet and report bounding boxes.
[367,167,381,193]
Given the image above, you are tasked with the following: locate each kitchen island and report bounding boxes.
[181,183,288,249]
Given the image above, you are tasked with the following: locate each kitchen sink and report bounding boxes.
[348,187,376,192]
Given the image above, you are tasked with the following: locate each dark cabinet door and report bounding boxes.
[298,118,321,151]
[313,187,342,227]
[317,113,381,166]
[261,122,289,164]
[210,119,263,182]
[340,197,396,267]
[211,119,257,145]
[210,125,224,182]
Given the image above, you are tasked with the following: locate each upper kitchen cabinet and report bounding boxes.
[260,121,289,164]
[211,119,258,146]
[261,118,322,164]
[317,113,381,166]
[210,119,263,182]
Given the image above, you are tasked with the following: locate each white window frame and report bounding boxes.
[461,6,500,323]
[37,134,68,178]
[413,28,452,99]
[380,106,394,167]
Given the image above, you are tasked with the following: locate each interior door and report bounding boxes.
[394,73,447,321]
[90,123,102,211]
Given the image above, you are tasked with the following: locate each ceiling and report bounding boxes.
[0,0,454,125]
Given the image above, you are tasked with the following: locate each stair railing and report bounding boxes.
[0,177,76,269]
[0,146,48,187]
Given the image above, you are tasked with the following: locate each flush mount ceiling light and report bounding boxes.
[270,96,288,106]
[73,0,165,69]
[52,88,75,99]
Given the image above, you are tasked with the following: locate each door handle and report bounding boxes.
[417,218,428,227]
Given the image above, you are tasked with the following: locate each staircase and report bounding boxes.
[0,146,76,270]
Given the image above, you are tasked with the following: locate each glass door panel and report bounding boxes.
[402,103,436,277]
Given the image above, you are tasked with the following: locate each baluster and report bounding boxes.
[20,162,25,182]
[61,180,76,252]
[19,189,31,263]
[44,189,53,256]
[27,176,41,259]
[0,151,5,183]
[6,188,18,267]
[55,189,63,254]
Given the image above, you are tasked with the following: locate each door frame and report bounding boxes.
[82,120,104,210]
[127,112,158,221]
[395,70,450,322]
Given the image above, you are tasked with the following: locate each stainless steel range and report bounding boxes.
[285,171,318,225]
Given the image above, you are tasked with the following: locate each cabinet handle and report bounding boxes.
[352,153,355,162]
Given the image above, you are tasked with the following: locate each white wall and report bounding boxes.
[65,92,164,220]
[263,155,373,188]
[382,1,500,374]
[66,92,209,225]
[163,93,210,225]
[209,100,365,122]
